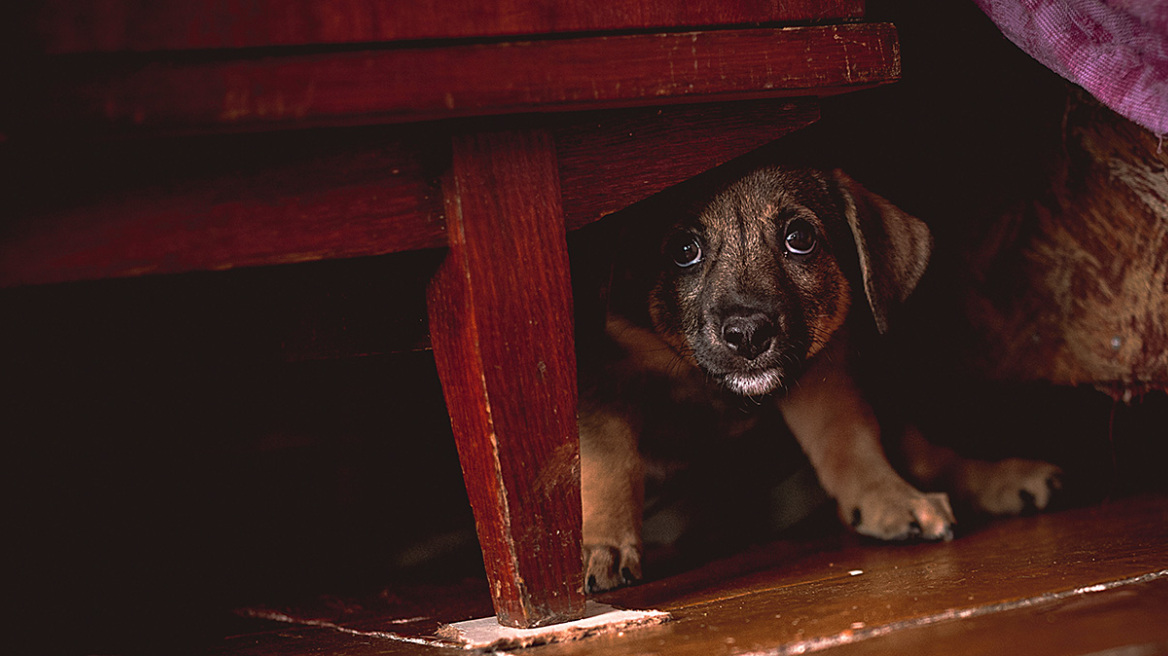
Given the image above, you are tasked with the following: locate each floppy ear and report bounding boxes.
[833,170,933,334]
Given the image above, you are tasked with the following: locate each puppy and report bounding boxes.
[578,166,1062,592]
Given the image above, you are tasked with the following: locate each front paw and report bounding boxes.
[960,458,1063,516]
[844,479,955,541]
[583,542,642,593]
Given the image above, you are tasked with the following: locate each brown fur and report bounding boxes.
[963,89,1168,396]
[579,167,1061,592]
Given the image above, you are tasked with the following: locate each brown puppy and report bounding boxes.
[579,167,1062,592]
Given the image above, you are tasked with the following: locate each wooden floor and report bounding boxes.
[219,494,1168,656]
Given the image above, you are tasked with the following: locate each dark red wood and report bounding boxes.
[425,128,584,628]
[19,24,899,133]
[0,100,819,289]
[219,495,1168,656]
[0,132,445,288]
[558,100,820,229]
[31,0,864,54]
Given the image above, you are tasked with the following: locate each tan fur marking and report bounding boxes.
[606,315,696,380]
[901,426,1062,516]
[579,407,644,589]
[806,265,853,360]
[779,336,954,540]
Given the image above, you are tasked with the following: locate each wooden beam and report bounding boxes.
[30,0,864,54]
[426,128,584,628]
[15,25,898,133]
[0,100,818,288]
[0,131,446,287]
[558,100,819,229]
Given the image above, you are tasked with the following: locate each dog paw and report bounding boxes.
[844,480,955,541]
[583,543,642,593]
[961,458,1062,516]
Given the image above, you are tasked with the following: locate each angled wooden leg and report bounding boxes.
[426,128,586,628]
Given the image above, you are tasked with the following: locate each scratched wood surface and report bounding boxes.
[28,0,864,53]
[831,576,1168,656]
[217,495,1168,655]
[13,24,897,133]
[426,128,584,628]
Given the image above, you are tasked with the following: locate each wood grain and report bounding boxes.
[215,495,1168,655]
[425,128,584,628]
[17,24,898,133]
[0,130,446,287]
[558,100,819,229]
[530,497,1168,656]
[30,0,864,54]
[0,100,818,289]
[830,576,1168,656]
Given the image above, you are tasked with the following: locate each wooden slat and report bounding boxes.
[426,128,584,628]
[558,100,819,229]
[18,24,898,134]
[0,131,446,288]
[30,0,865,54]
[833,577,1168,656]
[0,100,817,289]
[214,495,1168,655]
[533,497,1168,656]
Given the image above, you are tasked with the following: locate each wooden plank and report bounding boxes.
[30,0,865,54]
[830,576,1168,656]
[425,128,585,628]
[17,24,899,133]
[558,100,819,229]
[213,495,1168,655]
[0,100,815,289]
[228,578,1168,656]
[0,131,446,288]
[525,496,1168,656]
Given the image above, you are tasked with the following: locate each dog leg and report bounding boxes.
[901,425,1062,515]
[579,408,644,592]
[778,341,955,540]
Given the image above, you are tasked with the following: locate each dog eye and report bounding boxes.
[666,232,703,268]
[784,219,817,255]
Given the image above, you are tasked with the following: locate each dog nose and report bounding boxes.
[721,312,776,360]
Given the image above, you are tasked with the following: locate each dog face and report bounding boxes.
[648,167,932,396]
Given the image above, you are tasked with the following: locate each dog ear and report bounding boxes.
[833,170,933,334]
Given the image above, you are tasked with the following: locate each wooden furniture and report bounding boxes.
[1,1,900,628]
[219,494,1168,655]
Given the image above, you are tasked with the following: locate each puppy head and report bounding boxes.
[648,167,931,396]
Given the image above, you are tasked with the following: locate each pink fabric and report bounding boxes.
[974,0,1168,135]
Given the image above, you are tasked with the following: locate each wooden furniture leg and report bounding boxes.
[426,128,586,628]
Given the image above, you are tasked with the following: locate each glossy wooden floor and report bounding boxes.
[220,494,1168,656]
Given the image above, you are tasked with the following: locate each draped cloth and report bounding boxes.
[973,0,1168,135]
